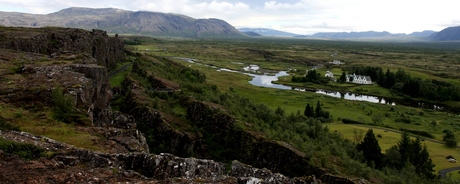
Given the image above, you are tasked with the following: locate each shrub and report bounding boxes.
[0,138,44,160]
[0,117,20,131]
[51,87,74,123]
[399,128,435,139]
[342,118,363,125]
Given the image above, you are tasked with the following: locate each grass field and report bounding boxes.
[327,123,460,176]
[167,47,460,140]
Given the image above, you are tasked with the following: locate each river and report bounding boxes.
[175,57,456,113]
[234,65,454,113]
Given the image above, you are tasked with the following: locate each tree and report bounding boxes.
[306,69,320,82]
[390,132,436,179]
[357,129,384,169]
[443,130,457,148]
[304,103,314,118]
[275,106,285,116]
[315,100,322,118]
[384,69,395,88]
[371,114,384,125]
[417,145,436,179]
[397,131,411,165]
[52,87,74,123]
[339,71,347,83]
[384,146,401,169]
[377,69,386,86]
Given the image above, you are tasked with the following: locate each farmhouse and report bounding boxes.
[346,73,372,84]
[324,71,336,81]
[330,60,344,65]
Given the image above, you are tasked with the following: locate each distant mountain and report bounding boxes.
[409,30,436,37]
[238,28,298,37]
[241,31,262,36]
[0,7,244,38]
[310,31,392,39]
[300,30,440,40]
[430,26,460,41]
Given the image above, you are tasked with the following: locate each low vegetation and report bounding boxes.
[0,138,44,160]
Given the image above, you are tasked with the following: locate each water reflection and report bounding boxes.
[315,90,396,105]
[174,57,454,113]
[248,71,291,90]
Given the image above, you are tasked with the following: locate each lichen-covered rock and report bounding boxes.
[231,160,320,184]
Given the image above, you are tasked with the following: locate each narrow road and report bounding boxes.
[439,166,460,177]
[109,63,133,78]
[342,124,460,177]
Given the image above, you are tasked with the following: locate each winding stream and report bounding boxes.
[175,57,456,113]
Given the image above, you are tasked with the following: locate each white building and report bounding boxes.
[331,60,344,65]
[346,73,372,84]
[324,71,336,81]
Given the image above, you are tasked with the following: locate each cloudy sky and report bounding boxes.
[1,0,459,35]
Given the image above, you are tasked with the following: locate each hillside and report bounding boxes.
[0,7,244,38]
[430,26,460,41]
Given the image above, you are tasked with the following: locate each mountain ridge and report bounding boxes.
[0,7,244,38]
[430,26,460,41]
[238,28,298,37]
[238,28,442,40]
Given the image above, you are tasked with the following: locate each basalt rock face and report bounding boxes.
[120,77,210,158]
[0,27,125,69]
[186,100,321,178]
[0,131,322,183]
[0,27,149,154]
[0,27,124,121]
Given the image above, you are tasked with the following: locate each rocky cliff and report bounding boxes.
[0,7,244,38]
[0,27,148,154]
[0,27,125,69]
[0,130,324,183]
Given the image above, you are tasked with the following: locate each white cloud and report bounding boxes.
[0,0,459,34]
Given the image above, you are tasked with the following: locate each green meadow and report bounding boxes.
[127,36,460,179]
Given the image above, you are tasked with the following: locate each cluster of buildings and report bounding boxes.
[324,70,372,85]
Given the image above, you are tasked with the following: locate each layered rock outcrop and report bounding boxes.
[0,130,322,183]
[0,27,124,69]
[0,27,149,154]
